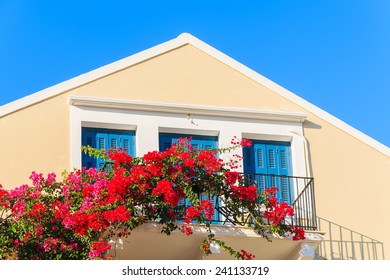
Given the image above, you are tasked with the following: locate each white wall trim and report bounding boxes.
[69,103,308,201]
[68,95,307,123]
[2,32,389,157]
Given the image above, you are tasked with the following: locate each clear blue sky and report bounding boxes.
[1,1,389,147]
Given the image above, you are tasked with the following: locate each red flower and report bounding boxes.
[239,249,255,260]
[89,241,111,259]
[264,186,278,196]
[224,171,241,186]
[184,206,202,223]
[200,200,215,221]
[30,202,45,219]
[108,150,133,168]
[231,185,257,203]
[289,226,306,241]
[152,179,180,206]
[263,202,294,226]
[103,206,131,223]
[0,185,10,208]
[181,225,193,235]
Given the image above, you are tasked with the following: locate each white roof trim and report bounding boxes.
[68,95,307,123]
[0,35,190,118]
[1,32,389,157]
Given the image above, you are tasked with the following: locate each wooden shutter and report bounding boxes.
[81,128,97,169]
[82,128,135,169]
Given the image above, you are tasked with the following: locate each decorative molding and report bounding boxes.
[68,95,308,123]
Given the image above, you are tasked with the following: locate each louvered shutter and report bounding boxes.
[254,143,268,193]
[276,144,292,204]
[243,140,293,204]
[120,132,135,156]
[82,128,97,169]
[82,128,135,169]
[96,131,109,170]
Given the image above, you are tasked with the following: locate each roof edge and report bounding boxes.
[0,34,189,118]
[175,33,390,157]
[1,32,389,157]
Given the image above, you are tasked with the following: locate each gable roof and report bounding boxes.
[1,33,389,157]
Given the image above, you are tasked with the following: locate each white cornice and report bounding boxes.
[68,95,307,123]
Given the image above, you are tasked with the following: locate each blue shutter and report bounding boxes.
[243,140,292,204]
[253,143,268,193]
[158,133,219,222]
[96,131,109,170]
[82,128,97,169]
[276,144,292,204]
[82,128,135,169]
[120,132,135,156]
[159,133,175,151]
[159,133,217,150]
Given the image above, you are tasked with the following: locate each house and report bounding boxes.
[0,33,389,260]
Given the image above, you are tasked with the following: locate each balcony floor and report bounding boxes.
[109,222,324,260]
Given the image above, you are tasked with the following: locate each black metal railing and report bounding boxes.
[200,173,317,231]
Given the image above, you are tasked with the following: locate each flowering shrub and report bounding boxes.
[0,138,305,260]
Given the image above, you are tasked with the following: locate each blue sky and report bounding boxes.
[1,1,389,147]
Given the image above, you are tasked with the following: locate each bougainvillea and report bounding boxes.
[0,137,305,260]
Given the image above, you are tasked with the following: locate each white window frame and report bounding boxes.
[69,96,308,182]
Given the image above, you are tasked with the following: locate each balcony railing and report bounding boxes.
[200,173,317,231]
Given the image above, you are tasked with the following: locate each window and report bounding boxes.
[159,133,217,151]
[159,132,219,223]
[243,140,293,203]
[82,128,135,170]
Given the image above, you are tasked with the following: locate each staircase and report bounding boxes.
[316,217,385,260]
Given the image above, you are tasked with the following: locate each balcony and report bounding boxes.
[110,173,322,260]
[199,173,317,231]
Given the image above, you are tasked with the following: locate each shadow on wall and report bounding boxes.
[302,120,322,179]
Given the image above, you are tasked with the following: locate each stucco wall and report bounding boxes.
[0,95,70,188]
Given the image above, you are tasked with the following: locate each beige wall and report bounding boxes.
[304,113,390,249]
[0,95,70,188]
[1,43,389,258]
[67,45,304,111]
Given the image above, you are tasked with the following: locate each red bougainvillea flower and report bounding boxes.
[231,185,257,203]
[103,205,131,223]
[239,249,255,260]
[181,225,193,235]
[0,185,10,208]
[230,136,252,148]
[263,202,294,226]
[264,186,279,196]
[224,171,242,186]
[184,206,202,224]
[200,200,215,221]
[289,225,306,241]
[89,241,111,260]
[108,150,133,168]
[152,179,180,206]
